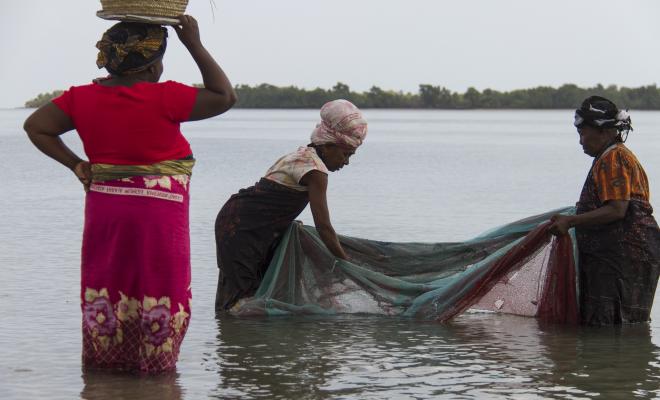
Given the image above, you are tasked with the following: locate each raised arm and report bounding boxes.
[301,170,349,260]
[174,15,237,121]
[23,103,91,189]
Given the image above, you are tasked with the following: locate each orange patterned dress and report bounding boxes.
[575,143,660,325]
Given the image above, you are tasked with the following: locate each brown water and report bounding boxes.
[1,109,659,399]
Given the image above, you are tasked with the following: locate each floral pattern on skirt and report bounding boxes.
[82,174,192,372]
[82,288,190,372]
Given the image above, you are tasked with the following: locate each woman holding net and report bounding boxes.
[214,99,367,311]
[549,96,660,325]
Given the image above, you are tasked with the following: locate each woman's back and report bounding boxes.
[54,80,197,165]
[23,16,237,372]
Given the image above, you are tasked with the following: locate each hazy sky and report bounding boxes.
[2,0,659,107]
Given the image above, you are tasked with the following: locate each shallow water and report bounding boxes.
[1,108,659,399]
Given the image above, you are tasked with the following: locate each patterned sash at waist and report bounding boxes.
[91,159,195,182]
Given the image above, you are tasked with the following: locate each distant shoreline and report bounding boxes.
[22,82,660,110]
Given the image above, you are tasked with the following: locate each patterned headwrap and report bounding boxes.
[310,99,368,149]
[96,22,167,75]
[574,96,633,140]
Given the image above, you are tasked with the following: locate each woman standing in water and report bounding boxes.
[23,16,236,372]
[215,99,367,311]
[549,96,660,325]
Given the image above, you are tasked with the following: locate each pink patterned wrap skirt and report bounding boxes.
[80,174,192,373]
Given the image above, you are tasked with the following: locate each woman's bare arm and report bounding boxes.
[174,15,237,121]
[548,200,629,236]
[24,102,91,189]
[302,170,348,260]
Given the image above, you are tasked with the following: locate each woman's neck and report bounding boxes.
[99,74,154,87]
[594,140,620,159]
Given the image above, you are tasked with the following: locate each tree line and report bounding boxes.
[24,91,64,108]
[25,83,660,109]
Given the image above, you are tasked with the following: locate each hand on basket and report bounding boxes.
[173,15,202,49]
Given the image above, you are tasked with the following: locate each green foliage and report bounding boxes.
[26,83,660,109]
[24,90,64,108]
[230,82,660,109]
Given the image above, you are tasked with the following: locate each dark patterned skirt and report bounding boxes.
[577,201,660,325]
[214,178,309,311]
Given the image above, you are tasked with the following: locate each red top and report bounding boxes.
[52,80,198,165]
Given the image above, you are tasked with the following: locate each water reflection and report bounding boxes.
[211,313,660,399]
[80,369,183,400]
[539,323,660,398]
[212,313,539,398]
[213,315,346,398]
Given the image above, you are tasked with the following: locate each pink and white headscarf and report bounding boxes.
[310,99,368,149]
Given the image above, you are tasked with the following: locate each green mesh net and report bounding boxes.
[231,207,579,323]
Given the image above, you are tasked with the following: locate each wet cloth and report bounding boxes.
[82,171,192,372]
[228,207,579,324]
[52,81,197,165]
[264,146,328,191]
[310,99,368,149]
[576,144,660,325]
[215,178,310,310]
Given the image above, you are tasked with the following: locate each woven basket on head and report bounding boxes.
[97,0,189,25]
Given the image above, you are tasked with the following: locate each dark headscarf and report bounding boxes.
[96,22,167,76]
[574,96,633,141]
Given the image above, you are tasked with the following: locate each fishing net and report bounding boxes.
[231,207,579,324]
